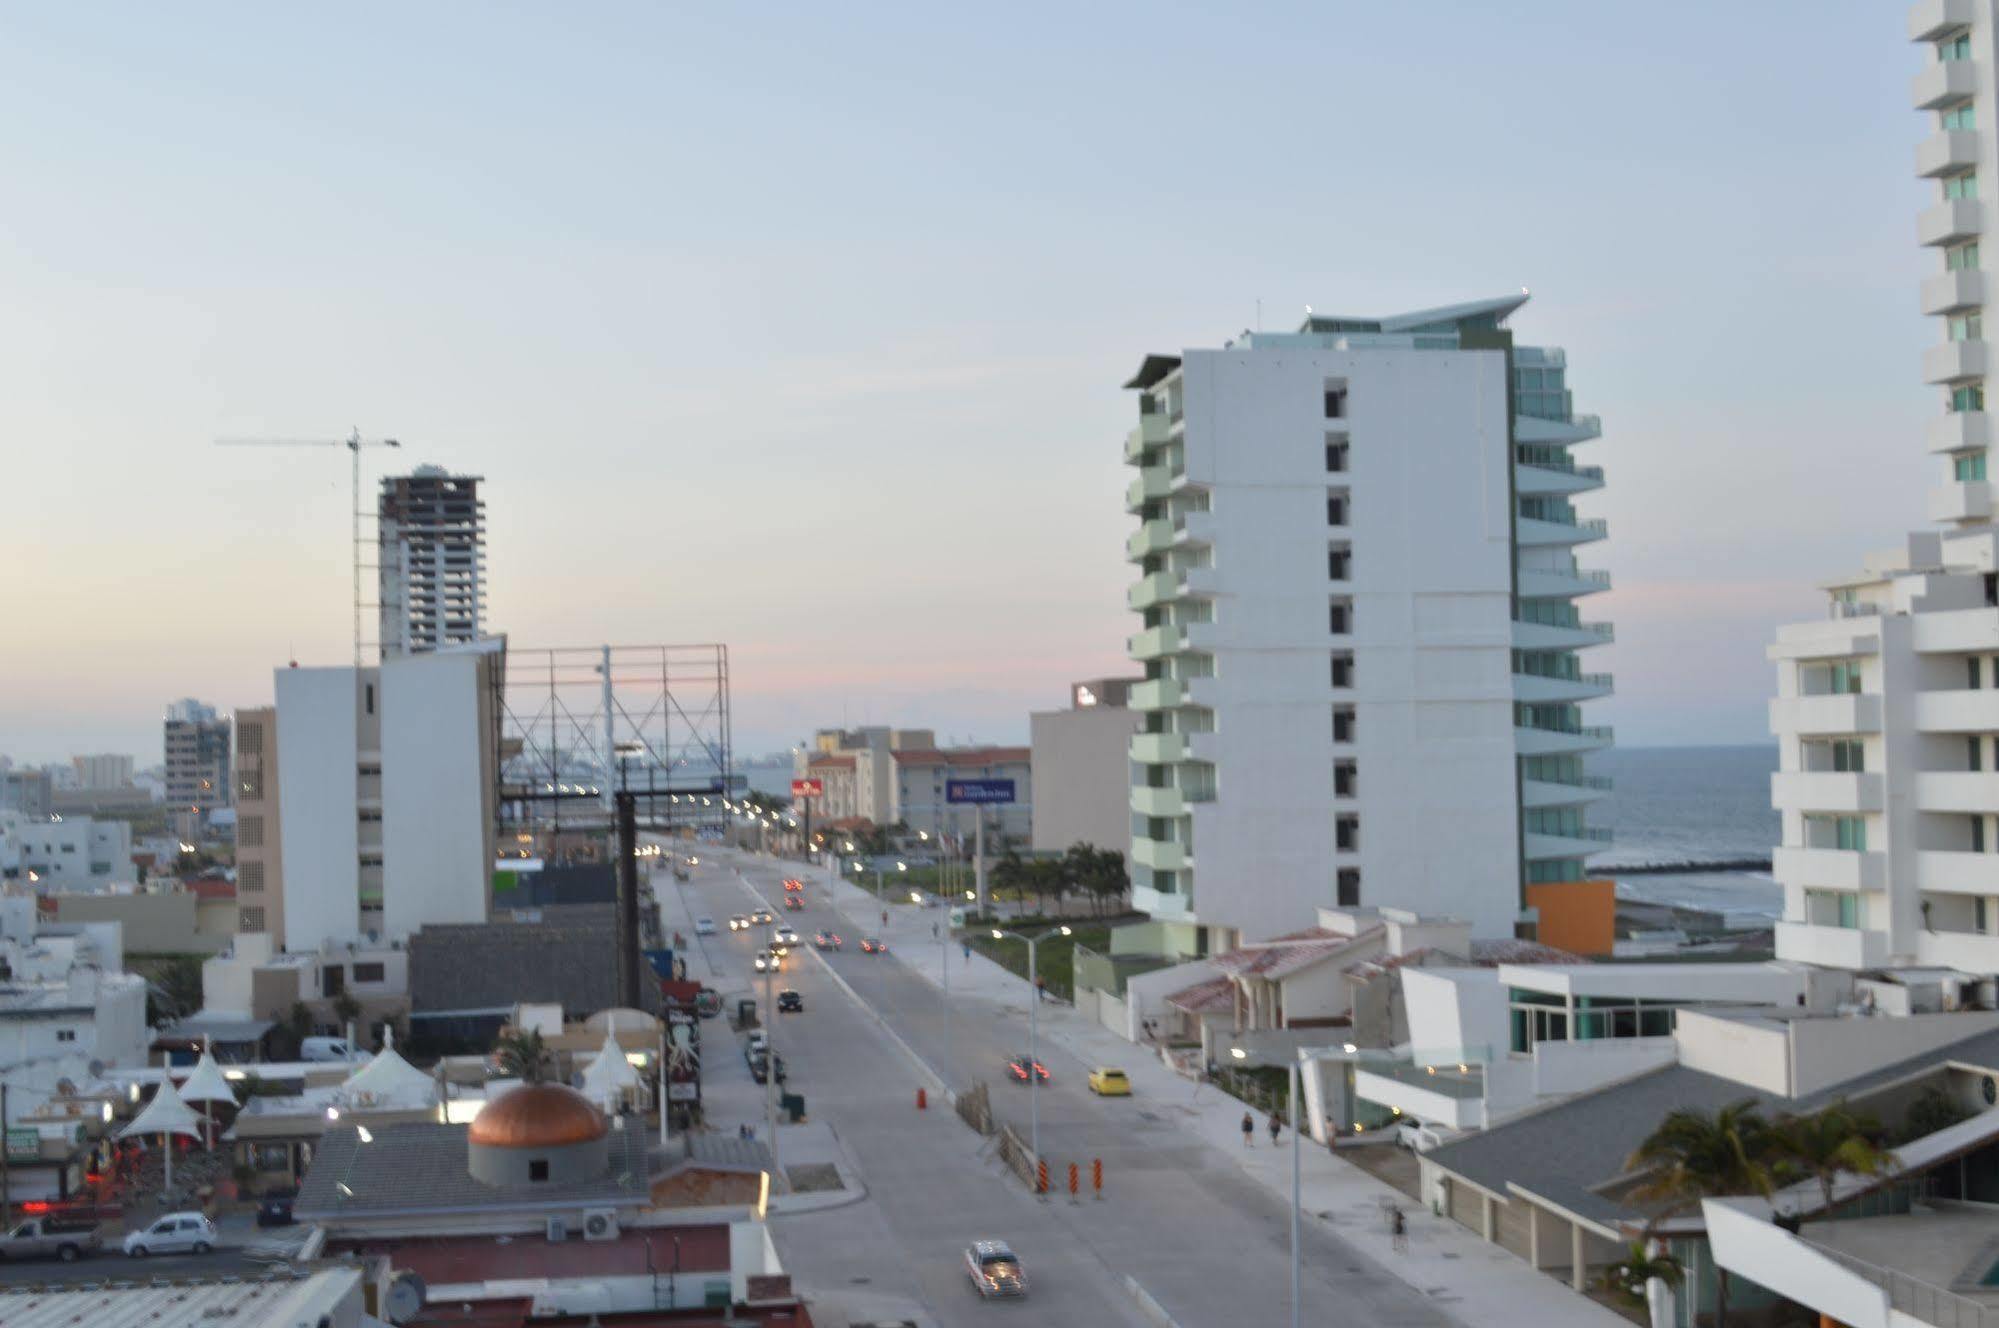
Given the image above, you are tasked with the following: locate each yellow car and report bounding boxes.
[1087,1067,1132,1097]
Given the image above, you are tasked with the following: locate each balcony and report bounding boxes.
[1130,835,1187,872]
[1515,413,1602,446]
[1514,725,1613,756]
[1928,409,1993,453]
[1525,829,1614,860]
[1917,129,1981,178]
[1923,339,1990,384]
[1130,732,1190,765]
[1516,515,1608,547]
[1915,689,1999,732]
[1775,921,1887,969]
[1921,268,1987,315]
[1125,466,1171,513]
[1521,777,1611,809]
[1182,566,1219,597]
[1126,518,1174,560]
[1512,671,1614,704]
[1514,462,1605,497]
[1910,0,1979,41]
[1769,693,1882,736]
[1127,624,1185,661]
[1928,480,1992,523]
[1512,619,1613,652]
[1127,571,1179,612]
[1123,413,1170,463]
[1171,509,1214,547]
[1919,198,1984,247]
[1769,771,1884,814]
[1517,566,1611,599]
[1130,785,1185,818]
[1771,846,1886,891]
[1914,770,1999,812]
[1918,850,1999,895]
[1914,57,1979,109]
[1919,928,1999,970]
[1128,677,1184,710]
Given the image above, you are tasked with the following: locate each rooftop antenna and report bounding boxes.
[215,429,404,665]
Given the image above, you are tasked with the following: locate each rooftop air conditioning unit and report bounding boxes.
[544,1215,568,1243]
[581,1209,619,1242]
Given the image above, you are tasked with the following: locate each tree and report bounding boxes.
[1900,1084,1974,1144]
[1770,1104,1896,1219]
[1626,1100,1780,1327]
[272,1001,314,1060]
[1601,1241,1684,1311]
[989,850,1025,911]
[496,1029,552,1083]
[1065,844,1129,918]
[146,955,206,1025]
[331,991,363,1033]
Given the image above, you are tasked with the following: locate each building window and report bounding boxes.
[1337,867,1360,907]
[1328,544,1351,581]
[353,962,386,983]
[1977,816,1988,854]
[1330,652,1354,688]
[238,816,263,848]
[1950,242,1983,272]
[1941,32,1973,61]
[1953,384,1987,413]
[1959,451,1990,481]
[529,1159,549,1183]
[1945,171,1979,200]
[1979,897,1993,932]
[239,862,264,893]
[1805,889,1861,929]
[1973,656,1984,690]
[1329,599,1352,635]
[1324,385,1348,419]
[1335,815,1359,852]
[1827,660,1864,695]
[1951,312,1985,342]
[1334,760,1357,798]
[1325,437,1349,473]
[1944,102,1978,131]
[1829,739,1865,773]
[1327,493,1349,526]
[1332,706,1355,743]
[364,683,375,715]
[55,1029,76,1043]
[241,906,265,931]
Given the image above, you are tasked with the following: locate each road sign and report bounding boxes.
[6,1128,38,1162]
[946,778,1015,805]
[791,778,823,798]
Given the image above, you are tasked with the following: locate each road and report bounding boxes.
[653,845,1456,1328]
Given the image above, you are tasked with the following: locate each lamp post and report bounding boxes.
[990,924,1070,1175]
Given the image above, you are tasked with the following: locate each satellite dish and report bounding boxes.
[87,1060,106,1079]
[384,1271,427,1324]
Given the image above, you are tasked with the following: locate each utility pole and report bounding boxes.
[2,1081,10,1229]
[615,789,641,1011]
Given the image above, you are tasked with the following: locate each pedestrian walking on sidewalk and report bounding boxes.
[1390,1207,1407,1254]
[1268,1112,1282,1146]
[962,940,972,961]
[1241,1112,1255,1147]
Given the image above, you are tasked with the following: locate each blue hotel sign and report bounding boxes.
[946,778,1016,805]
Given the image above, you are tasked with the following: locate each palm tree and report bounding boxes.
[1770,1103,1896,1220]
[1626,1099,1779,1327]
[496,1029,551,1083]
[1601,1240,1684,1310]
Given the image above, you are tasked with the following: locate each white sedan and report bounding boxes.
[124,1212,217,1257]
[694,917,717,936]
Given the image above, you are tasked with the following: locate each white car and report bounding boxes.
[1396,1119,1460,1153]
[124,1212,217,1257]
[694,917,717,936]
[754,950,783,974]
[965,1240,1027,1298]
[773,926,800,947]
[728,915,749,932]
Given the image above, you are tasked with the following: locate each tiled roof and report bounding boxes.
[1210,927,1379,981]
[296,1121,652,1219]
[1469,938,1582,965]
[806,755,856,770]
[1164,976,1234,1015]
[890,748,1030,767]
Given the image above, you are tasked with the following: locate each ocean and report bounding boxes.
[1592,745,1781,921]
[736,746,1787,920]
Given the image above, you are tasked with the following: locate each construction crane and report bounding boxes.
[215,429,402,665]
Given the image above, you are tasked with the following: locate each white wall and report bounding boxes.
[1401,967,1509,1063]
[1122,957,1223,1042]
[1672,1011,1792,1095]
[1530,1035,1676,1096]
[1501,961,1805,1004]
[1030,707,1141,856]
[1175,345,1521,942]
[276,667,362,952]
[1702,1199,1889,1328]
[381,651,490,940]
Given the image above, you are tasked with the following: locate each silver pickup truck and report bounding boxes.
[0,1217,103,1262]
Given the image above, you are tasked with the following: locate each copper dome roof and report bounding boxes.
[468,1082,608,1149]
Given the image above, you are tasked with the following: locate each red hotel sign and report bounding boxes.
[790,778,823,798]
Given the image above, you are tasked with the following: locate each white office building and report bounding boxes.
[1768,1,1999,974]
[273,640,504,951]
[378,466,486,657]
[0,811,135,890]
[1123,295,1611,945]
[0,897,149,1128]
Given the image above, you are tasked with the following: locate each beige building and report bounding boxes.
[1031,678,1143,856]
[164,698,231,823]
[50,889,237,955]
[889,746,1032,843]
[796,726,936,824]
[234,706,284,941]
[71,753,134,790]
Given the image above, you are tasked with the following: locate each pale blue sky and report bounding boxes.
[0,1,1932,761]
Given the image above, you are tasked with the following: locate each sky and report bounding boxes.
[0,1,1936,764]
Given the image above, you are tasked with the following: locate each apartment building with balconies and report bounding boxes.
[378,466,486,658]
[1121,294,1612,946]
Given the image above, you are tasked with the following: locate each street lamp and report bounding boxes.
[990,924,1070,1177]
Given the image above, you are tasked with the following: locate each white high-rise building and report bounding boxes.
[1768,1,1999,973]
[378,466,486,658]
[273,640,504,952]
[1122,295,1612,946]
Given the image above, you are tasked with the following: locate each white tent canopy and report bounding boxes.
[120,1078,202,1141]
[340,1027,436,1107]
[176,1049,237,1105]
[579,1031,641,1109]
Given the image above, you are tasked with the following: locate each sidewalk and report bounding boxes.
[781,849,1627,1328]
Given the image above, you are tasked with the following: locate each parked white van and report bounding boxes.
[300,1037,351,1062]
